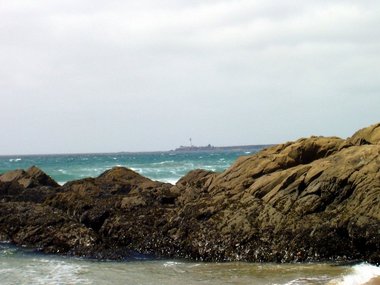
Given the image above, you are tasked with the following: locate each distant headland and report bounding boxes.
[173,144,272,152]
[172,137,272,152]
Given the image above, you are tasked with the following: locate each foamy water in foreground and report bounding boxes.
[1,243,379,285]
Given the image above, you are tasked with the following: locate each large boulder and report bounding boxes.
[0,165,59,188]
[0,166,59,203]
[167,142,380,262]
[0,201,99,256]
[347,123,380,145]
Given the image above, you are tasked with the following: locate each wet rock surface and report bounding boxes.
[1,123,380,262]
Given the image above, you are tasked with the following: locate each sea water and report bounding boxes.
[0,149,262,185]
[0,149,379,284]
[0,243,378,285]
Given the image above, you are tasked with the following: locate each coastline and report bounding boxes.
[0,123,380,265]
[171,144,273,153]
[0,144,273,158]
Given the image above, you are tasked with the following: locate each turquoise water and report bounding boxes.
[0,149,262,184]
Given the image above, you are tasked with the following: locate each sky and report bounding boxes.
[1,0,380,154]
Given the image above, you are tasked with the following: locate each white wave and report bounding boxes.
[27,259,91,285]
[159,178,179,185]
[163,261,183,267]
[130,167,143,174]
[154,160,175,165]
[329,263,380,285]
[283,276,333,285]
[203,165,217,171]
[163,261,187,273]
[9,158,22,162]
[0,257,91,285]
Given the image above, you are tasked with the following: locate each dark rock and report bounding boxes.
[0,166,59,188]
[0,166,59,203]
[0,202,99,256]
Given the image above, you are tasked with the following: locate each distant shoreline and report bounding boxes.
[0,144,274,157]
[171,144,273,153]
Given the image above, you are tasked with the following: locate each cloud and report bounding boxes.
[0,0,380,154]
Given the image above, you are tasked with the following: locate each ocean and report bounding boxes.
[0,148,378,285]
[0,149,262,186]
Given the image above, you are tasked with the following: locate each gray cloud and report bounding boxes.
[1,0,380,154]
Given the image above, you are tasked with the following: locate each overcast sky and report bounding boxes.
[1,0,379,154]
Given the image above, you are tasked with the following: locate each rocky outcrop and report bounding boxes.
[1,123,380,263]
[0,165,59,188]
[0,166,59,203]
[347,123,380,146]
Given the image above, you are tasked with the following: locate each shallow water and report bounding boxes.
[1,243,379,285]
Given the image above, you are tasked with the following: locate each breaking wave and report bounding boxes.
[331,263,380,285]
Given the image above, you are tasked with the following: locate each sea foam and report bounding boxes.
[330,263,380,285]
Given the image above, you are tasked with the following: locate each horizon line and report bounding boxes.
[0,143,274,157]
